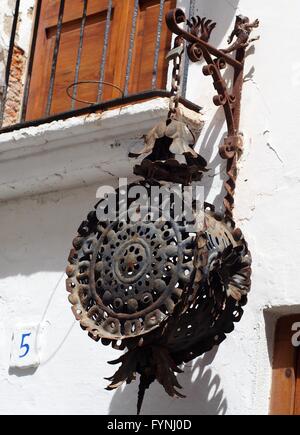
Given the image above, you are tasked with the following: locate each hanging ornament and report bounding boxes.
[66,7,259,414]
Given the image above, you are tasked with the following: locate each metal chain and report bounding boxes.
[167,36,184,119]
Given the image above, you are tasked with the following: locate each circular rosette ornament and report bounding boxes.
[66,181,198,345]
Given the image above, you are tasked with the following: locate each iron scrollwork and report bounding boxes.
[166,8,259,218]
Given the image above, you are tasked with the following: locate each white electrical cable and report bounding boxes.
[34,271,76,366]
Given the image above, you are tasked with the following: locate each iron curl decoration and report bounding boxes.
[66,7,258,414]
[187,42,203,63]
[166,7,259,218]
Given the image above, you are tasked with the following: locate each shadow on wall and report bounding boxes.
[0,1,242,408]
[108,347,228,415]
[185,0,242,212]
[200,107,227,213]
[199,51,253,212]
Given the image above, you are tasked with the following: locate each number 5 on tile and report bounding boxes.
[10,325,40,369]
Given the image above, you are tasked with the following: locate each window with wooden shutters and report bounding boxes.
[25,0,176,121]
[270,315,300,415]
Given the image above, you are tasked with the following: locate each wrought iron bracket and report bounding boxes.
[166,8,259,218]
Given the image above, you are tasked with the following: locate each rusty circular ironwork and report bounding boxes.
[104,203,252,410]
[166,204,252,364]
[66,182,197,342]
[66,184,252,413]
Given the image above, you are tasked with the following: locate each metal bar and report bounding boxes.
[71,0,88,110]
[223,47,246,219]
[0,90,202,134]
[181,0,196,98]
[45,0,65,116]
[166,9,243,70]
[0,0,20,126]
[124,0,139,96]
[21,0,42,122]
[151,0,165,89]
[183,32,242,70]
[232,47,245,134]
[97,0,113,102]
[5,0,20,87]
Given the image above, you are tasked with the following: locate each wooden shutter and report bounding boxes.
[270,315,300,415]
[25,0,175,121]
[295,349,300,414]
[26,0,130,120]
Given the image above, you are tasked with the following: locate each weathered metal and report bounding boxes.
[223,15,260,54]
[129,35,207,185]
[67,190,252,412]
[66,80,124,106]
[166,8,259,218]
[71,0,88,110]
[46,0,65,116]
[66,7,258,414]
[0,90,202,135]
[167,36,184,117]
[129,117,207,184]
[67,183,197,342]
[104,203,251,412]
[0,0,20,125]
[97,0,113,102]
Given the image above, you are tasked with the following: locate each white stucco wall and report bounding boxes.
[0,0,299,415]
